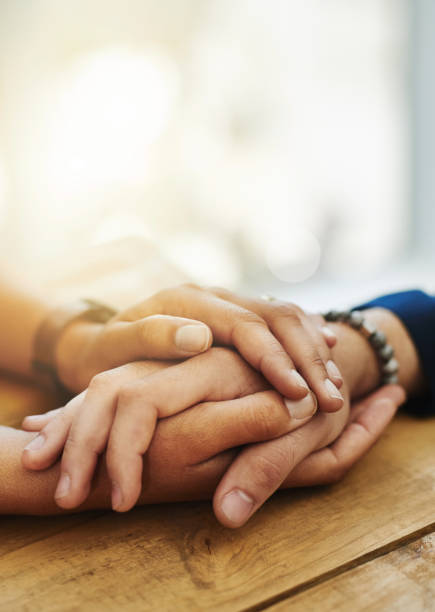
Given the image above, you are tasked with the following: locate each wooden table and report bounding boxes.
[1,376,434,611]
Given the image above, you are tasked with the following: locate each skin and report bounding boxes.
[21,304,422,525]
[212,306,426,526]
[2,351,404,516]
[0,275,344,520]
[0,275,213,383]
[0,274,425,524]
[56,284,345,412]
[22,350,320,511]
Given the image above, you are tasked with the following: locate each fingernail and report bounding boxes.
[325,378,344,402]
[289,370,309,393]
[220,489,254,526]
[285,393,317,419]
[175,324,211,352]
[321,326,337,342]
[55,472,71,499]
[24,415,42,423]
[111,481,123,511]
[326,360,343,385]
[24,434,45,451]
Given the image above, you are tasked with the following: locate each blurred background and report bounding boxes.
[0,0,433,309]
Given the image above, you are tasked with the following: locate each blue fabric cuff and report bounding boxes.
[355,290,435,416]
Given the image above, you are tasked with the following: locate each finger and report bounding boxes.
[21,392,85,468]
[213,414,327,528]
[304,317,343,390]
[56,353,253,511]
[96,315,212,370]
[22,407,65,431]
[306,314,342,388]
[50,363,166,508]
[105,350,269,512]
[53,378,122,509]
[22,408,73,470]
[127,286,312,403]
[321,325,337,348]
[284,385,406,486]
[106,400,158,512]
[54,350,262,512]
[163,390,317,465]
[270,313,344,412]
[110,348,267,422]
[209,288,343,410]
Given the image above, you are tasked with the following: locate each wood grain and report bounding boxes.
[271,533,435,611]
[0,398,434,611]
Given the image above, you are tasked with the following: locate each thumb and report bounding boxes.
[283,384,406,488]
[95,314,213,367]
[348,383,406,424]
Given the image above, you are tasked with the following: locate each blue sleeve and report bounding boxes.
[356,290,435,416]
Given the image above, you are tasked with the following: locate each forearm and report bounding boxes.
[0,275,52,380]
[0,426,226,515]
[0,427,85,514]
[328,307,426,400]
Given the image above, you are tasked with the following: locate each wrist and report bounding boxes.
[328,321,380,399]
[32,299,117,395]
[55,320,102,392]
[361,308,426,396]
[328,307,425,399]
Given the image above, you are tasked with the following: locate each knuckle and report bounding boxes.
[269,302,303,322]
[231,314,267,344]
[135,318,153,344]
[310,355,326,369]
[259,347,290,372]
[250,450,289,491]
[66,429,101,455]
[246,393,287,439]
[299,351,326,371]
[153,286,182,304]
[48,410,70,429]
[237,311,265,327]
[63,433,85,453]
[89,371,115,391]
[117,382,144,409]
[327,452,347,483]
[330,465,346,484]
[180,282,201,291]
[208,285,230,298]
[139,314,163,324]
[204,346,240,367]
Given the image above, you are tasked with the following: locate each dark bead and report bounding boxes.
[379,344,394,362]
[370,330,387,349]
[382,358,399,375]
[349,311,364,328]
[382,374,399,385]
[325,310,340,322]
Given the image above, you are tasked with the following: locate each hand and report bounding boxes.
[22,348,318,511]
[55,311,214,393]
[59,283,344,415]
[213,384,406,527]
[20,377,405,520]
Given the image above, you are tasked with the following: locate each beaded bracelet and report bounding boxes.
[324,310,399,385]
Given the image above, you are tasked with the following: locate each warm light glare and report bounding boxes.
[40,48,179,197]
[267,227,322,283]
[164,233,242,287]
[0,1,408,292]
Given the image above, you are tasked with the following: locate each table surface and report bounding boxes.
[1,375,434,612]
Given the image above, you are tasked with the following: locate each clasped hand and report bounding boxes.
[21,284,405,527]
